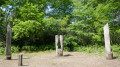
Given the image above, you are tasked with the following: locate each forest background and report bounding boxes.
[0,0,120,55]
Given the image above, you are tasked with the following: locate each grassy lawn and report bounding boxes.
[0,50,55,59]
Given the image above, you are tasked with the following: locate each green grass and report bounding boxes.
[0,53,18,59]
[0,50,56,59]
[73,45,105,56]
[0,44,120,59]
[73,44,120,59]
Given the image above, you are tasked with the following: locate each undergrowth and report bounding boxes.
[0,44,120,58]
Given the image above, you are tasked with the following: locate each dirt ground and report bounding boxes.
[0,52,120,67]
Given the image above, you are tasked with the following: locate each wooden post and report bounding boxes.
[103,23,113,60]
[6,25,12,60]
[18,53,23,66]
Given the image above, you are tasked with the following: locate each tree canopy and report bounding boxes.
[0,0,120,51]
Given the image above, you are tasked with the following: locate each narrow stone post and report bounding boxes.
[60,35,63,56]
[6,25,12,60]
[55,35,63,56]
[103,23,113,60]
[55,35,59,56]
[18,53,23,66]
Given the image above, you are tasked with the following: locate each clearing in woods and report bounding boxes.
[0,51,120,67]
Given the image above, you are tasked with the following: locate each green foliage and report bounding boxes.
[43,15,70,34]
[112,45,120,54]
[11,46,19,53]
[0,44,120,57]
[0,43,55,54]
[0,46,19,54]
[64,44,120,56]
[12,1,45,45]
[22,46,38,51]
[0,47,5,54]
[0,9,7,41]
[75,45,105,54]
[22,43,55,52]
[18,1,44,21]
[65,0,120,47]
[12,20,43,40]
[64,21,94,49]
[64,34,77,51]
[46,0,73,18]
[39,44,55,51]
[0,0,120,55]
[0,0,8,6]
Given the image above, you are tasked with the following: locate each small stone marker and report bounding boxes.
[18,53,23,66]
[55,35,63,56]
[6,25,12,60]
[103,23,113,60]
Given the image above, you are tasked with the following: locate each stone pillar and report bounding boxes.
[60,35,63,55]
[103,23,113,60]
[18,53,23,66]
[6,25,12,60]
[55,35,63,56]
[55,35,59,56]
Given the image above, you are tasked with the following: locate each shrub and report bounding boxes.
[111,45,120,54]
[11,46,19,53]
[0,47,5,54]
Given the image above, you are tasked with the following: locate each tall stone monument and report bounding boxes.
[103,23,113,60]
[6,25,12,60]
[55,35,63,56]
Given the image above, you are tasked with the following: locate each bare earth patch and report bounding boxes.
[0,52,120,67]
